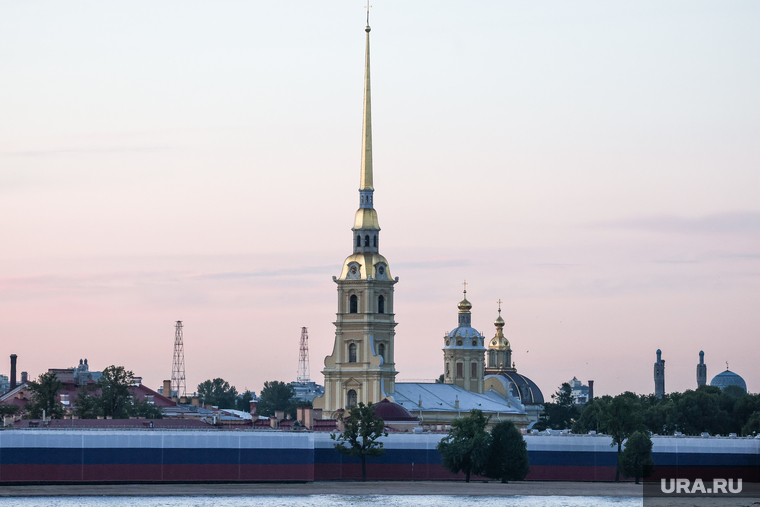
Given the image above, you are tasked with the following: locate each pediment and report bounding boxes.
[343,377,363,388]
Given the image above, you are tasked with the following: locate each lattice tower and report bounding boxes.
[172,321,187,397]
[297,327,310,383]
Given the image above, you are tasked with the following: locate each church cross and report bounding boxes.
[462,280,467,293]
[365,0,372,24]
[497,298,503,311]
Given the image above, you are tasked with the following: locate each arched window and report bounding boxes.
[456,340,463,346]
[378,295,385,314]
[456,362,463,378]
[347,389,357,408]
[446,363,450,377]
[472,340,477,346]
[356,235,361,247]
[349,295,358,314]
[378,343,385,360]
[364,235,370,247]
[471,362,477,378]
[488,350,496,367]
[348,343,357,363]
[373,235,377,247]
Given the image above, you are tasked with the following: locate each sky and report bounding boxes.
[1,1,758,399]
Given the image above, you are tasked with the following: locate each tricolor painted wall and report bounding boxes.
[0,431,757,483]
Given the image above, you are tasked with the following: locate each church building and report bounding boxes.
[313,21,542,430]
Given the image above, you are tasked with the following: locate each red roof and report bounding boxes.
[373,399,419,422]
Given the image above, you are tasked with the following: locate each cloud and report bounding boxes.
[599,211,760,235]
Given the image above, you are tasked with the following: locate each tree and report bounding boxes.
[25,372,64,419]
[601,392,643,482]
[73,385,101,419]
[536,383,579,431]
[437,409,491,483]
[97,365,135,419]
[742,411,760,436]
[257,381,295,417]
[0,405,19,419]
[572,396,610,434]
[197,378,239,409]
[331,402,387,481]
[131,397,164,419]
[620,430,654,484]
[485,420,530,483]
[236,390,254,412]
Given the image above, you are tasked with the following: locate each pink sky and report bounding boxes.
[1,1,759,398]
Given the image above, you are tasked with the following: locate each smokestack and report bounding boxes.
[162,380,172,398]
[10,354,17,390]
[588,380,594,401]
[21,372,28,384]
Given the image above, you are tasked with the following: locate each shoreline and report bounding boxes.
[0,481,643,497]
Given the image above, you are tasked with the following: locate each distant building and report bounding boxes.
[290,381,323,404]
[0,374,9,395]
[568,377,590,404]
[697,351,707,387]
[48,359,102,386]
[654,349,665,398]
[710,367,747,393]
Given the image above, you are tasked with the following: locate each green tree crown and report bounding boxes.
[331,402,387,481]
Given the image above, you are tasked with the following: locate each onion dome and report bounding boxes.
[495,308,505,326]
[457,292,472,313]
[373,399,419,422]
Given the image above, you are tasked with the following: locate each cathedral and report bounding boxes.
[312,22,543,429]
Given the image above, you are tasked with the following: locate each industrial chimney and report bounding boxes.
[10,354,17,390]
[588,380,594,401]
[21,372,28,384]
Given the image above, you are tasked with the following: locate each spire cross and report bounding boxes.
[365,0,372,24]
[462,280,467,294]
[497,299,503,312]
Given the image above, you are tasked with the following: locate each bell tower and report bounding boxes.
[485,301,515,375]
[315,22,398,417]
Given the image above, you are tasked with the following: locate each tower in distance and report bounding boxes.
[172,321,187,398]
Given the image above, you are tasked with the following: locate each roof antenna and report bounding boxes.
[365,0,372,26]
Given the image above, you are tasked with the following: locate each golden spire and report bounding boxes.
[359,22,373,191]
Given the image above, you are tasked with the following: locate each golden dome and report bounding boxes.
[338,252,393,281]
[495,309,505,326]
[457,292,472,313]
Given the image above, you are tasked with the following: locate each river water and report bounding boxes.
[0,495,642,507]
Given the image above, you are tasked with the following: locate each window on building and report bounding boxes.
[446,363,450,377]
[471,362,477,378]
[378,295,385,314]
[488,350,496,367]
[373,235,377,247]
[456,340,462,346]
[456,362,463,378]
[364,235,370,247]
[349,295,358,313]
[472,339,477,346]
[378,343,385,360]
[348,343,357,363]
[347,389,357,408]
[356,235,361,247]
